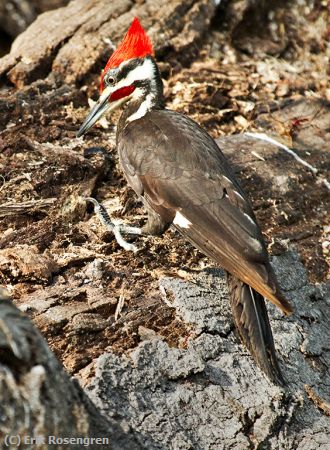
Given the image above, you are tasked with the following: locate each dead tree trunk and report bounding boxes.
[0,289,143,450]
[0,0,329,448]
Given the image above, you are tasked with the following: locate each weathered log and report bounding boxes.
[0,288,143,450]
[0,199,56,218]
[1,254,329,448]
[0,0,218,88]
[0,0,69,38]
[87,252,330,449]
[0,0,35,38]
[0,0,329,448]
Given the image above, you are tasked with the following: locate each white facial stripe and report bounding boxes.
[173,211,192,229]
[113,58,155,93]
[127,92,154,122]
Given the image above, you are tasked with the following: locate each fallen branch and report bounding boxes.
[0,198,57,217]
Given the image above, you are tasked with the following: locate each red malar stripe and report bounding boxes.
[110,85,135,102]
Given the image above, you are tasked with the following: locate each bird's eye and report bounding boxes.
[106,75,116,85]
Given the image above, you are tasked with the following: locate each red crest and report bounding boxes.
[101,17,154,91]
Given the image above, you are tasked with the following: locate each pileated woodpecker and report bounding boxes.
[78,18,293,384]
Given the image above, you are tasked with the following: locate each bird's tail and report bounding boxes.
[226,272,284,385]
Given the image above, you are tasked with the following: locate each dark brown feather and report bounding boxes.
[118,109,292,315]
[226,272,284,385]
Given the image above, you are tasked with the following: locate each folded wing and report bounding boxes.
[118,109,292,314]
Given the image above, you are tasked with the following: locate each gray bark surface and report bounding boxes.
[0,289,145,450]
[86,252,330,449]
[0,0,329,449]
[1,249,329,449]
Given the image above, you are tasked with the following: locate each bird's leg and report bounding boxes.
[141,203,172,236]
[83,197,172,252]
[83,197,142,252]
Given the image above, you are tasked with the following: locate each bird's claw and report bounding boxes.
[81,196,141,253]
[113,225,139,253]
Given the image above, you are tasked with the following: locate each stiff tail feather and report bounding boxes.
[226,272,284,385]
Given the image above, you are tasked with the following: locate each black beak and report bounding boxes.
[77,87,112,137]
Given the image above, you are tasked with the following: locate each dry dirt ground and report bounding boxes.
[0,1,329,384]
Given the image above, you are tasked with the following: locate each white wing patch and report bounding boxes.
[173,211,192,228]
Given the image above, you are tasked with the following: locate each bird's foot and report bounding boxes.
[82,197,142,253]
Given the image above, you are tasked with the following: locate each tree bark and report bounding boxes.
[0,0,217,88]
[0,289,143,450]
[0,0,69,38]
[88,253,330,449]
[0,0,329,448]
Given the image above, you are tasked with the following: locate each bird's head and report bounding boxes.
[77,17,161,137]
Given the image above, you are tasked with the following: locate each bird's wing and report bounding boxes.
[118,110,292,314]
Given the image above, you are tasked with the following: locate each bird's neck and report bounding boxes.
[117,59,164,133]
